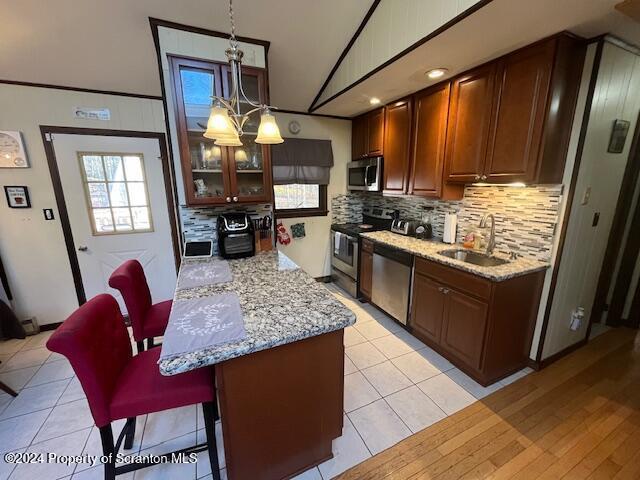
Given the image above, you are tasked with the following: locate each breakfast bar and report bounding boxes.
[159,251,355,480]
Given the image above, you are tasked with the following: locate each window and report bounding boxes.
[273,184,327,218]
[79,153,153,235]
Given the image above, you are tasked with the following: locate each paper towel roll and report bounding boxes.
[443,213,457,244]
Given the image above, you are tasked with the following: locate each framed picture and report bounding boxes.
[4,186,31,208]
[0,131,29,168]
[608,119,630,154]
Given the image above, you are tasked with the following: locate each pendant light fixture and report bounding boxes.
[204,0,284,146]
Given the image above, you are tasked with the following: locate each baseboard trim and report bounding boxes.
[40,322,62,332]
[538,338,588,369]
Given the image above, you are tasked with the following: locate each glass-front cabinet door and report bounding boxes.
[222,65,272,203]
[171,56,271,206]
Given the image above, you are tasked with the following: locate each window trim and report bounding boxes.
[273,184,328,219]
[78,152,154,236]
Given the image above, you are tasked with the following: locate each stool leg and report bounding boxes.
[99,424,116,480]
[124,417,136,450]
[202,402,221,480]
[136,340,145,354]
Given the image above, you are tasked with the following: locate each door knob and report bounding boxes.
[226,197,231,203]
[78,246,88,252]
[233,196,238,202]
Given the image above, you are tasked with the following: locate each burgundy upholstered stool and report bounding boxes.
[47,294,220,480]
[108,259,171,353]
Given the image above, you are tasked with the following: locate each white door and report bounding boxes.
[52,134,177,313]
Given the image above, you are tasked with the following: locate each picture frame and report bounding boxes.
[607,119,630,154]
[0,131,29,168]
[4,186,31,208]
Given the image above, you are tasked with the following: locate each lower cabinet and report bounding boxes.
[410,257,544,386]
[359,240,373,300]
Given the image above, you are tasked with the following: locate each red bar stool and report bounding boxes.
[47,294,220,480]
[108,260,171,353]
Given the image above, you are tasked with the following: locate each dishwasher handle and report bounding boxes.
[373,244,413,267]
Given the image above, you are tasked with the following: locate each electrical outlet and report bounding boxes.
[581,187,591,205]
[43,208,55,220]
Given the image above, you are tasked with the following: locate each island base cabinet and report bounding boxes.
[410,257,544,386]
[216,330,344,480]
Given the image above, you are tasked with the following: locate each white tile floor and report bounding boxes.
[0,284,532,479]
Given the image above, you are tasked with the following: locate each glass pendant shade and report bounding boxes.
[234,149,248,162]
[203,105,234,140]
[255,112,284,144]
[214,131,243,146]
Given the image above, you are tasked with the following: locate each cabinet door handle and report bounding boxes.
[481,175,487,181]
[474,175,480,180]
[233,196,239,202]
[442,288,450,295]
[226,197,231,203]
[438,286,444,293]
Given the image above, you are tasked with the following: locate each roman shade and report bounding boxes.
[271,138,334,185]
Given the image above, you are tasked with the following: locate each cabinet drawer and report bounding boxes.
[362,239,374,253]
[414,257,492,300]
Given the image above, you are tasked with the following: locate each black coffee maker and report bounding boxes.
[216,213,255,259]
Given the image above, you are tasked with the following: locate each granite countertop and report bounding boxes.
[159,251,355,375]
[360,231,549,281]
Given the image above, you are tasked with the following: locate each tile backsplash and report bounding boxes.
[332,185,563,262]
[180,203,272,254]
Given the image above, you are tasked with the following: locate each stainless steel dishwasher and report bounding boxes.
[371,244,413,324]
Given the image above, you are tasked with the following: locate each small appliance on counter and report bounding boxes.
[390,218,419,236]
[217,213,255,259]
[415,207,434,240]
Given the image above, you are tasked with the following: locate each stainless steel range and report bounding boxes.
[330,208,395,297]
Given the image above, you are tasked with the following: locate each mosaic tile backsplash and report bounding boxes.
[180,203,273,254]
[331,185,563,262]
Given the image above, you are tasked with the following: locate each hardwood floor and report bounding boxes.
[337,328,640,480]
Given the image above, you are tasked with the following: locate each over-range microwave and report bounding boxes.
[347,157,382,192]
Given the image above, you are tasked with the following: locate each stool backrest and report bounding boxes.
[47,294,132,427]
[108,260,152,342]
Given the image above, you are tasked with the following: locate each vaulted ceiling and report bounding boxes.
[0,0,371,111]
[1,0,638,117]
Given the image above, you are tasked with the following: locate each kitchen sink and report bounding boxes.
[438,249,509,267]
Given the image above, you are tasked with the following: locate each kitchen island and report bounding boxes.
[159,251,355,480]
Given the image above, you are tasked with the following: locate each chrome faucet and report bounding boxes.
[479,213,496,256]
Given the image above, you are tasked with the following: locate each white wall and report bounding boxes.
[274,113,351,278]
[0,84,165,325]
[540,41,640,359]
[316,0,482,105]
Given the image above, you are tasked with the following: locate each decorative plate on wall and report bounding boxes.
[0,131,29,168]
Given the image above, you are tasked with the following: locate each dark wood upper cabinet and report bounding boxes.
[382,99,412,194]
[367,108,385,156]
[170,56,272,206]
[444,63,497,184]
[444,33,585,185]
[351,115,368,159]
[409,83,463,200]
[351,108,385,159]
[484,41,555,183]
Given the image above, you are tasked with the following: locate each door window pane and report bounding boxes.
[113,208,133,231]
[127,183,147,206]
[108,182,128,207]
[88,183,109,208]
[131,207,151,230]
[82,156,105,181]
[80,153,153,235]
[124,156,144,181]
[104,156,125,181]
[93,209,114,233]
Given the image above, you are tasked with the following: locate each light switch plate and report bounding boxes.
[581,187,591,205]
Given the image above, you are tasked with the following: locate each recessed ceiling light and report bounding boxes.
[426,68,448,79]
[369,97,381,105]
